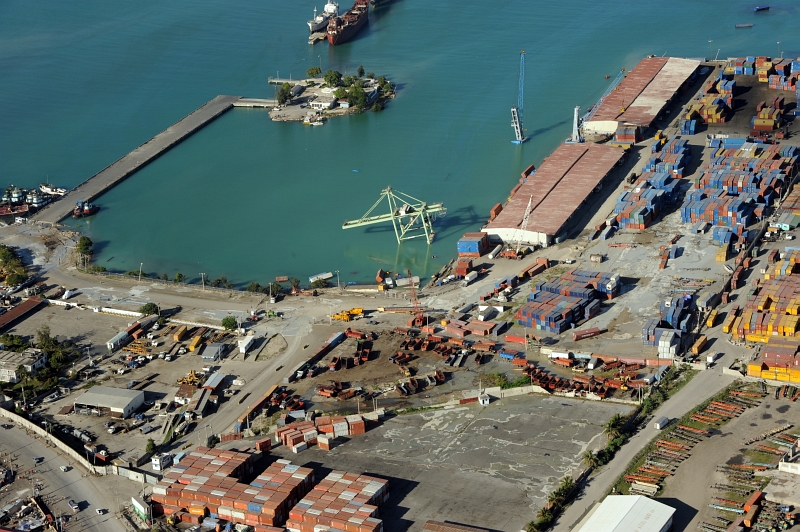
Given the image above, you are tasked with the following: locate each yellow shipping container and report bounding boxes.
[188,336,202,352]
[173,325,187,342]
[722,314,736,334]
[791,374,800,384]
[748,363,764,376]
[744,333,770,343]
[777,373,791,382]
[791,368,800,380]
[691,335,707,355]
[706,309,718,328]
[767,313,778,334]
[742,311,753,330]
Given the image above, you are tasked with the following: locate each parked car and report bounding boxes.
[60,466,69,472]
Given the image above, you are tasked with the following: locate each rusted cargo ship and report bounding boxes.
[327,0,368,45]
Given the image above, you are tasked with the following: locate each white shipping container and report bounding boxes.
[549,351,571,359]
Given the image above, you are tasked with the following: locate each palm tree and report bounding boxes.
[603,414,624,440]
[582,450,600,469]
[537,506,553,522]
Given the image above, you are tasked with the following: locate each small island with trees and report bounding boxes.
[269,64,395,123]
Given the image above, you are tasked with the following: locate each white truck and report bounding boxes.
[653,416,671,430]
[461,271,479,287]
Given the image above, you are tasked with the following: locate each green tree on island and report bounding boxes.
[357,65,365,78]
[76,236,93,255]
[348,85,368,111]
[333,88,347,99]
[310,279,329,289]
[139,303,160,316]
[145,438,156,454]
[222,316,238,330]
[342,75,357,87]
[307,66,322,78]
[324,70,342,87]
[277,82,293,105]
[173,272,185,283]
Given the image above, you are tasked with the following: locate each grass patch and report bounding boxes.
[482,372,532,390]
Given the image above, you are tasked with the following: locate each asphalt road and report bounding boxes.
[552,367,738,532]
[0,426,129,532]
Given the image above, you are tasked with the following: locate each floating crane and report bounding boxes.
[511,50,529,144]
[342,186,446,245]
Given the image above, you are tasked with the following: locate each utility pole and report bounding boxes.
[138,262,143,282]
[335,270,341,293]
[200,273,206,291]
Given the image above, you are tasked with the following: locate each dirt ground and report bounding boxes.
[659,386,800,532]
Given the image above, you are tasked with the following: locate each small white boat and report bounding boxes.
[40,183,69,196]
[309,271,333,282]
[310,120,324,126]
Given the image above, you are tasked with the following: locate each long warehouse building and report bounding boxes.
[583,56,701,135]
[483,142,625,247]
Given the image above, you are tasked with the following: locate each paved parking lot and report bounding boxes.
[267,394,633,532]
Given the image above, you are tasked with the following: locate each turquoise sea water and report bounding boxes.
[2,1,799,286]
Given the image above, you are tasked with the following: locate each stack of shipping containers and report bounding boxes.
[613,137,688,231]
[285,471,389,532]
[149,447,314,530]
[456,232,490,258]
[514,270,618,333]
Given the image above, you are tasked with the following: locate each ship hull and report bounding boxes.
[308,17,331,33]
[327,10,368,45]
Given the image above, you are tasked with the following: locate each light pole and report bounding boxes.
[708,40,712,60]
[138,262,143,282]
[335,270,340,292]
[778,41,781,59]
[200,273,206,291]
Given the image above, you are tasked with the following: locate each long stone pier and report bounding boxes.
[33,94,242,223]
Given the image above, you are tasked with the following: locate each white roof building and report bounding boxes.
[74,385,144,418]
[576,496,675,532]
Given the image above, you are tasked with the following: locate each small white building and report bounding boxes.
[310,96,337,110]
[0,349,47,383]
[576,496,675,532]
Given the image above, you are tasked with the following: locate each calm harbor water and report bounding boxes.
[2,1,799,286]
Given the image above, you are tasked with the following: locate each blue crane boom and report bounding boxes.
[582,68,626,123]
